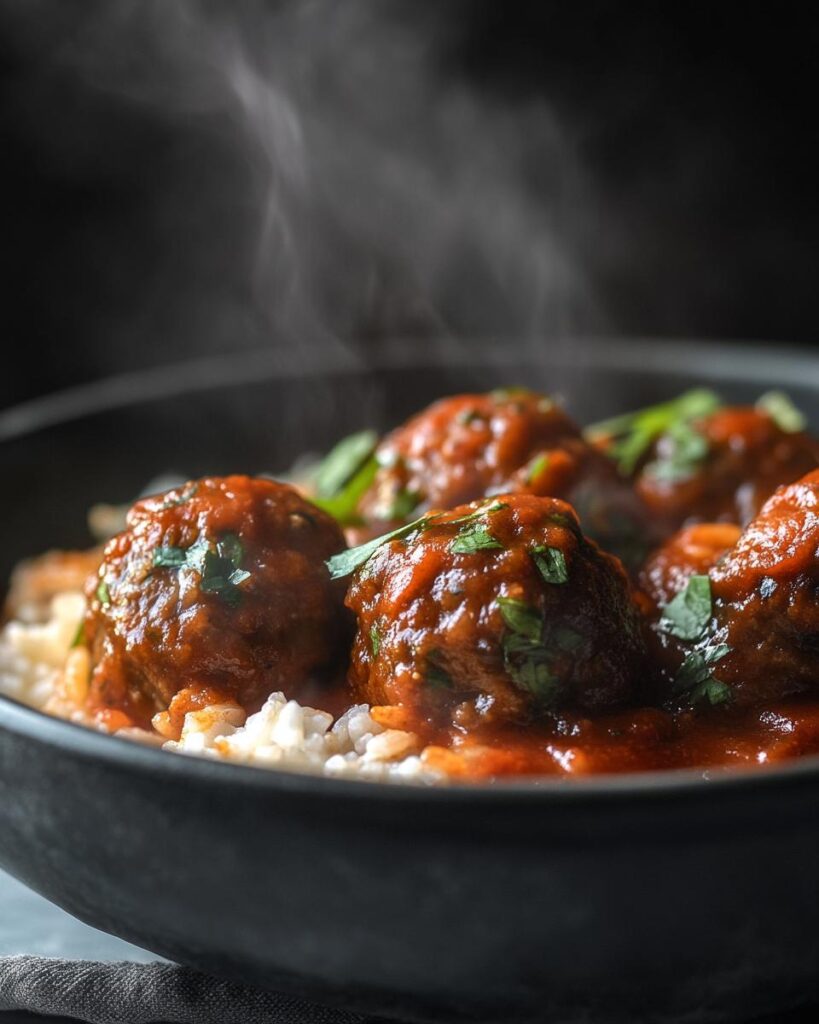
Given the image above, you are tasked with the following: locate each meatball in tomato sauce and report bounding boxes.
[84,476,349,733]
[644,470,819,709]
[636,406,819,535]
[345,493,647,736]
[705,469,819,707]
[357,389,649,560]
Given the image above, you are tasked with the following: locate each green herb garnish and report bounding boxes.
[70,621,86,649]
[152,533,250,605]
[450,524,503,554]
[456,408,482,426]
[96,580,111,606]
[659,575,712,641]
[312,457,378,526]
[370,624,381,658]
[326,500,508,580]
[642,420,710,483]
[490,387,534,402]
[585,388,721,476]
[497,597,542,641]
[382,488,421,522]
[531,545,568,585]
[756,391,807,433]
[152,546,188,569]
[526,452,550,484]
[326,513,435,580]
[672,644,732,706]
[313,430,379,499]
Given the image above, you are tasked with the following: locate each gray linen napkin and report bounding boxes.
[0,957,378,1024]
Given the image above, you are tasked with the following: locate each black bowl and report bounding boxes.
[3,339,819,1024]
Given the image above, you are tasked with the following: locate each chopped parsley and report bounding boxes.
[490,386,534,402]
[672,644,732,706]
[497,597,542,640]
[531,545,568,585]
[660,575,732,705]
[642,419,709,483]
[584,388,721,476]
[456,407,483,426]
[526,452,550,484]
[309,430,380,526]
[151,532,250,606]
[313,430,378,500]
[70,621,86,649]
[152,546,188,569]
[312,457,377,526]
[382,488,422,521]
[450,524,503,554]
[497,596,562,705]
[326,500,508,579]
[326,513,434,580]
[370,624,381,658]
[96,580,111,606]
[659,575,712,641]
[756,391,807,433]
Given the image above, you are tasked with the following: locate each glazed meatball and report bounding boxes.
[357,389,649,560]
[345,493,647,734]
[646,470,819,709]
[706,469,819,706]
[636,406,819,534]
[84,476,349,731]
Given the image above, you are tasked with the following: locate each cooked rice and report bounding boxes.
[0,590,443,784]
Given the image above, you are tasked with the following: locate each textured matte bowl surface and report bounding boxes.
[3,340,819,1023]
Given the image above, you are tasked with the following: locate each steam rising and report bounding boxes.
[9,1,604,368]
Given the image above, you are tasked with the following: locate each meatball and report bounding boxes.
[706,469,819,706]
[345,493,647,734]
[84,476,350,731]
[357,389,649,561]
[636,406,819,534]
[646,470,819,709]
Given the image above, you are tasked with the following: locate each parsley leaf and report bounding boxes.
[326,500,508,580]
[672,644,732,706]
[450,524,503,554]
[756,391,807,433]
[526,452,550,484]
[497,597,542,641]
[659,575,712,641]
[585,388,721,476]
[70,621,86,649]
[96,580,111,606]
[643,420,710,483]
[382,488,422,521]
[152,546,188,569]
[151,533,250,605]
[312,457,377,526]
[326,513,436,580]
[370,624,381,657]
[313,430,378,499]
[531,545,568,585]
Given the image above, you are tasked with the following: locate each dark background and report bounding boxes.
[1,0,817,411]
